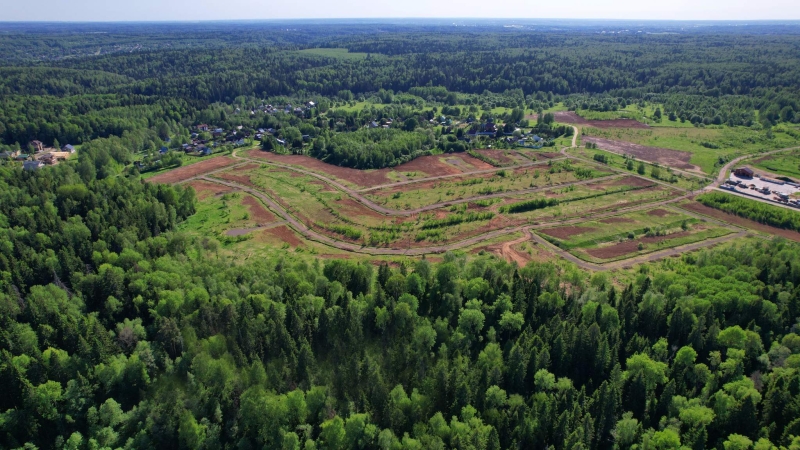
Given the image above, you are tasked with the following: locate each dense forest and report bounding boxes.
[3,22,800,449]
[3,152,800,449]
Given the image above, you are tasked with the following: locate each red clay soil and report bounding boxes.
[258,225,304,247]
[148,157,238,184]
[335,198,386,220]
[540,226,596,240]
[215,172,258,189]
[647,209,674,217]
[582,137,702,172]
[242,195,277,223]
[526,111,650,129]
[600,217,636,224]
[186,180,237,200]
[586,230,693,259]
[246,150,391,186]
[681,201,800,242]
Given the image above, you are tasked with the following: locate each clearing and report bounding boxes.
[527,111,650,129]
[148,157,239,184]
[582,136,702,173]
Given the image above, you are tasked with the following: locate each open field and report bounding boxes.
[582,136,702,173]
[527,111,650,129]
[567,146,709,190]
[365,159,613,210]
[147,156,239,183]
[537,208,734,262]
[134,138,795,269]
[749,149,800,181]
[581,126,800,174]
[244,149,494,188]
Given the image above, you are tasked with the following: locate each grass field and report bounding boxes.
[750,149,800,180]
[581,126,800,174]
[366,159,612,210]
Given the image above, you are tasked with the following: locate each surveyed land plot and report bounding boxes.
[244,149,495,189]
[537,208,734,263]
[365,160,613,210]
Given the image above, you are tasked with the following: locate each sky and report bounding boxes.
[1,0,799,22]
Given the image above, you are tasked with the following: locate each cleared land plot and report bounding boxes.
[186,179,238,200]
[367,160,613,210]
[581,126,800,174]
[473,149,536,166]
[567,146,709,190]
[582,136,702,173]
[749,150,800,181]
[679,200,800,242]
[245,149,493,188]
[178,191,276,240]
[526,111,650,129]
[148,157,238,184]
[538,209,732,262]
[499,176,678,221]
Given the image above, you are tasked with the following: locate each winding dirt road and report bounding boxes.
[183,127,787,269]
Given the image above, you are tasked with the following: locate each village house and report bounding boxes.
[23,160,44,171]
[29,140,45,153]
[62,144,76,153]
[196,124,210,132]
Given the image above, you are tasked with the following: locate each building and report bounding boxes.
[62,144,76,153]
[23,161,44,171]
[0,150,20,159]
[734,167,754,178]
[29,140,44,153]
[197,124,210,132]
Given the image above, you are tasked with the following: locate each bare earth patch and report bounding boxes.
[527,111,650,129]
[257,225,304,247]
[186,180,237,200]
[148,157,238,184]
[242,195,277,224]
[586,231,693,259]
[335,197,386,220]
[647,209,674,217]
[540,226,596,240]
[582,136,702,172]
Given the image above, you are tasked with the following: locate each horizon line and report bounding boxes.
[2,18,800,24]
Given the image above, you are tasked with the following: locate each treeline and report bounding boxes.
[310,128,435,169]
[697,192,800,231]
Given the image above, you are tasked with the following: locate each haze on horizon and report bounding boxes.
[1,0,798,22]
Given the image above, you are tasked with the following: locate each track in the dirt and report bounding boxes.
[173,132,792,269]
